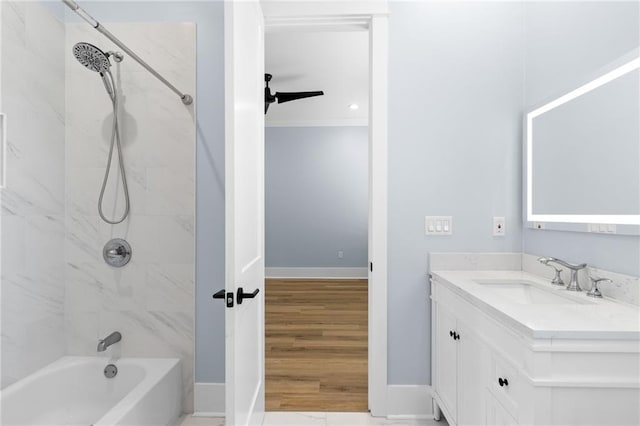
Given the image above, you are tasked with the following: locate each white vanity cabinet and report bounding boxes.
[431,272,640,426]
[433,302,490,425]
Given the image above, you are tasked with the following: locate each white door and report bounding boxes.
[224,1,265,425]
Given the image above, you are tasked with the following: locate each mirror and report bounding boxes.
[525,51,640,235]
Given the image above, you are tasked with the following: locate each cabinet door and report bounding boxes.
[457,323,489,426]
[486,391,518,426]
[434,303,458,422]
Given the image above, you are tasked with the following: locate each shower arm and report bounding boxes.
[62,0,193,105]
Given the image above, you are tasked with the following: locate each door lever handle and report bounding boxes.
[213,289,234,308]
[237,287,259,305]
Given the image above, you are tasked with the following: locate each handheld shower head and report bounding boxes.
[73,42,130,224]
[73,42,111,74]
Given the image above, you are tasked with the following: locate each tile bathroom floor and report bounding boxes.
[180,412,447,426]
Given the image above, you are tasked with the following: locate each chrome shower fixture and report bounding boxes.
[97,331,122,352]
[72,42,123,97]
[73,41,131,224]
[103,238,132,267]
[72,42,122,74]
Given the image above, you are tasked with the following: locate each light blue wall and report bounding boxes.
[522,1,640,276]
[265,127,368,268]
[66,1,226,383]
[388,1,525,384]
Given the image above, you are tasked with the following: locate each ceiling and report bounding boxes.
[265,30,369,127]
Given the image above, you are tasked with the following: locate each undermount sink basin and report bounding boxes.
[474,280,594,305]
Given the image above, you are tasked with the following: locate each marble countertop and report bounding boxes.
[431,270,640,340]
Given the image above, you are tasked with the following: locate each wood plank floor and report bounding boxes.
[265,278,368,412]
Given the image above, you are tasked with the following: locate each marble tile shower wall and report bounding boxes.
[64,24,196,411]
[1,1,66,388]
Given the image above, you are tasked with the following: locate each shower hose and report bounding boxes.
[98,69,130,225]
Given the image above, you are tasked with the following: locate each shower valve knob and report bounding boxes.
[103,239,132,267]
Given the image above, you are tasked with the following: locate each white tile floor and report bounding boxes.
[179,415,224,426]
[179,412,447,426]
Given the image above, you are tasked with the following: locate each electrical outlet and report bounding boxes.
[493,217,506,236]
[337,250,344,259]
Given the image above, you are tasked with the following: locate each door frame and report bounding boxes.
[261,3,390,417]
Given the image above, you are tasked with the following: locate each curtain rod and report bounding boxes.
[62,0,194,105]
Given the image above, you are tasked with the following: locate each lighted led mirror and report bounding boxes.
[525,51,640,235]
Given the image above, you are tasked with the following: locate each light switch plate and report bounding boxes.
[588,223,617,234]
[425,216,453,236]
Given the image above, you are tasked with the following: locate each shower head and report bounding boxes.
[73,42,111,74]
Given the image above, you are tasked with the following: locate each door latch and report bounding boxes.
[213,289,234,308]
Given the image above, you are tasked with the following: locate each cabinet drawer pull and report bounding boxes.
[454,332,460,340]
[449,330,454,337]
[498,377,509,387]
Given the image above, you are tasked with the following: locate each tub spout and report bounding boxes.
[97,331,122,352]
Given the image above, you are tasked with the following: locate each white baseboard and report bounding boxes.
[192,383,432,418]
[265,267,368,279]
[386,385,434,418]
[193,382,225,417]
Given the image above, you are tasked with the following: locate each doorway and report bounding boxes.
[223,2,389,420]
[263,28,370,412]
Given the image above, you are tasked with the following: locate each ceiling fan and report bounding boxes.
[264,73,324,114]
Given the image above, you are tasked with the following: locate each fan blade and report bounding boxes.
[275,91,324,104]
[265,86,277,115]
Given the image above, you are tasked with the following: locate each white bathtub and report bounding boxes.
[1,356,182,426]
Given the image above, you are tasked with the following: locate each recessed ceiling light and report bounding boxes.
[349,103,359,110]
